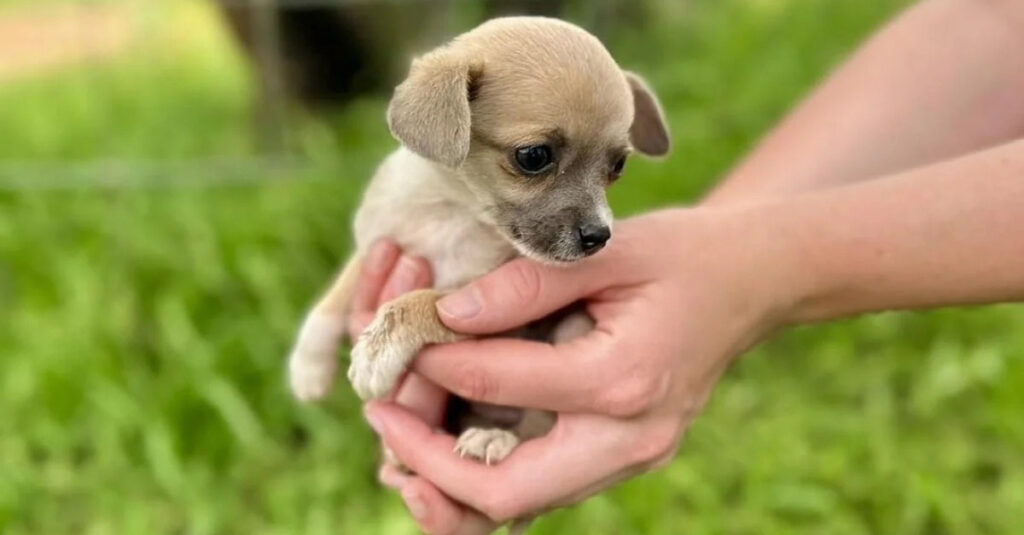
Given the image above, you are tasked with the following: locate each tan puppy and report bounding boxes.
[287,14,669,523]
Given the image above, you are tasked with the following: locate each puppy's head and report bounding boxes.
[388,17,670,263]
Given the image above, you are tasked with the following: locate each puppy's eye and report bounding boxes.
[513,145,554,175]
[610,155,627,180]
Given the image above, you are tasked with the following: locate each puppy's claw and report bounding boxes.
[454,427,519,465]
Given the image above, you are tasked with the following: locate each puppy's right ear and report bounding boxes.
[624,71,670,157]
[387,48,482,168]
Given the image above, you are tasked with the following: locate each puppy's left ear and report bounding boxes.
[387,48,482,168]
[624,72,670,157]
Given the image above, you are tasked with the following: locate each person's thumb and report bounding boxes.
[435,256,604,334]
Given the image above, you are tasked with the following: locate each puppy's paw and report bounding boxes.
[287,313,345,402]
[454,427,520,465]
[347,308,419,400]
[288,348,337,401]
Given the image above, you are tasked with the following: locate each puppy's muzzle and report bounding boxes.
[578,224,611,255]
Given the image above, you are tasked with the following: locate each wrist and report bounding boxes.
[707,201,823,330]
[655,205,813,337]
[733,185,894,327]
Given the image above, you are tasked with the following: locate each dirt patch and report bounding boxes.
[0,3,135,82]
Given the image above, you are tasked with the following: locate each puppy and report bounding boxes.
[287,15,669,526]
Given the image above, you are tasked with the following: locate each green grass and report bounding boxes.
[3,0,1024,534]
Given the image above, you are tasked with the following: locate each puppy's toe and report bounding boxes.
[348,319,415,400]
[454,427,520,465]
[288,348,337,402]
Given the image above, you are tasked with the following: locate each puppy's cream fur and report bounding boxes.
[287,16,669,529]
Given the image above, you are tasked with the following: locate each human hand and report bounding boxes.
[363,207,803,533]
[349,240,474,527]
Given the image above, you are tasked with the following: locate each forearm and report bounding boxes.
[755,138,1024,323]
[705,0,1024,205]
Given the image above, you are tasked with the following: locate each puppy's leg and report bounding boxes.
[289,255,363,401]
[453,310,592,464]
[349,289,462,400]
[452,407,555,465]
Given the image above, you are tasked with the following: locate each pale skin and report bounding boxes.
[348,0,1024,533]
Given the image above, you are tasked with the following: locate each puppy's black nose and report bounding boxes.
[578,224,611,254]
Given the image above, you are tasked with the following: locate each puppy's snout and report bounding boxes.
[578,224,611,254]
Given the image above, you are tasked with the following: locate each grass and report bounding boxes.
[2,0,1023,534]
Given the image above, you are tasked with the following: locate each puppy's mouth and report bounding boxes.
[503,223,605,265]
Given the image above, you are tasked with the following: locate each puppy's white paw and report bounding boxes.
[288,349,337,401]
[347,310,418,400]
[454,427,520,465]
[287,313,345,402]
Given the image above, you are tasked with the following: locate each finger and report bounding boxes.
[378,463,411,490]
[349,240,401,338]
[413,334,615,412]
[347,310,374,338]
[400,477,497,535]
[435,256,613,335]
[378,255,433,305]
[394,372,448,426]
[384,449,632,532]
[366,402,635,521]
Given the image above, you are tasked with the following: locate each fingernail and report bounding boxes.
[388,256,420,295]
[363,403,387,435]
[437,287,481,320]
[401,487,428,519]
[366,240,393,275]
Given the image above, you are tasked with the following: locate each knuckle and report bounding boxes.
[500,260,544,306]
[409,256,434,287]
[648,445,681,471]
[479,493,521,523]
[450,361,500,402]
[597,374,663,417]
[626,420,681,467]
[421,520,453,535]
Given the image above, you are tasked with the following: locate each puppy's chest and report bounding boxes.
[356,201,516,291]
[405,214,516,290]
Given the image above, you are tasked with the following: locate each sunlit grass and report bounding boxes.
[3,1,1022,534]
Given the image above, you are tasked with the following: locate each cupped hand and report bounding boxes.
[363,207,803,533]
[350,240,498,533]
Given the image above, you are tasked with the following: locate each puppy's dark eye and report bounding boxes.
[513,145,554,175]
[610,155,627,180]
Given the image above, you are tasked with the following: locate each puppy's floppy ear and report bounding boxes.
[624,71,670,157]
[387,48,482,167]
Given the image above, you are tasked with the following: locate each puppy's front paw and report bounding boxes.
[348,308,418,400]
[454,427,520,465]
[287,313,345,402]
[288,348,337,401]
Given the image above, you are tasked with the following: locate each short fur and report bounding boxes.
[287,17,670,530]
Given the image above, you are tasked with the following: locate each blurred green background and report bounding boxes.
[2,0,1023,534]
